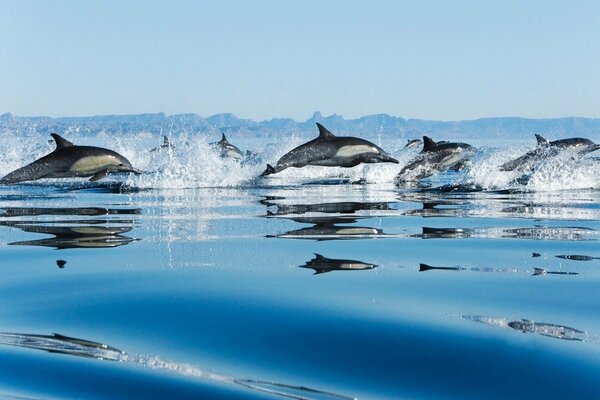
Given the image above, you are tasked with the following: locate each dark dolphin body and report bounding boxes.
[499,134,600,172]
[299,253,378,274]
[0,133,141,184]
[395,136,475,183]
[210,133,244,160]
[261,123,398,176]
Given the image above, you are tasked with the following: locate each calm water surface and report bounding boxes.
[1,135,600,399]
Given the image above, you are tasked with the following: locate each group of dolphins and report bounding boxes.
[1,122,598,185]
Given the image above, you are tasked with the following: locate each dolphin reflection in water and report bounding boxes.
[300,253,378,274]
[266,216,386,241]
[463,315,587,341]
[0,133,141,184]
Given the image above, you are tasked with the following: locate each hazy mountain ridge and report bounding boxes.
[1,111,599,140]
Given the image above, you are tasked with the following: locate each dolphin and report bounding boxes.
[0,133,141,184]
[555,254,600,261]
[261,123,398,176]
[404,138,423,149]
[499,134,600,172]
[210,133,244,160]
[419,263,465,272]
[395,136,475,183]
[299,253,377,274]
[149,135,175,152]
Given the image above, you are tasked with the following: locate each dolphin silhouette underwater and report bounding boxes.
[261,123,398,176]
[210,133,244,160]
[0,133,141,184]
[499,134,600,173]
[395,136,475,183]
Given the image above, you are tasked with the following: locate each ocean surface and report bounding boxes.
[0,129,599,399]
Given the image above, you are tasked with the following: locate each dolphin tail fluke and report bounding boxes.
[419,263,433,272]
[261,164,276,176]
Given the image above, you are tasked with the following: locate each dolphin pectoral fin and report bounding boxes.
[89,170,109,182]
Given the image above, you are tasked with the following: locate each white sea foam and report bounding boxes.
[0,130,598,191]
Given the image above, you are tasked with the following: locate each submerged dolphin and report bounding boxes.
[395,136,474,183]
[499,134,600,173]
[210,133,244,160]
[261,123,398,176]
[0,133,141,184]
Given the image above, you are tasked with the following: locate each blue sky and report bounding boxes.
[1,0,599,121]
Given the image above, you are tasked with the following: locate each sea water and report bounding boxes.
[0,130,599,399]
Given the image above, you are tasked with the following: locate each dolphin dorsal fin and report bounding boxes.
[316,123,335,139]
[535,134,549,146]
[220,133,228,143]
[50,133,75,149]
[163,135,170,146]
[422,136,437,152]
[314,253,326,260]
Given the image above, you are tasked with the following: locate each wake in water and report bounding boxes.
[0,331,355,400]
[0,129,598,191]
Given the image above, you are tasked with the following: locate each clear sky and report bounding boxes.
[1,0,599,121]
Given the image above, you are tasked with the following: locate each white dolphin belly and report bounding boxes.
[69,155,120,174]
[333,145,378,159]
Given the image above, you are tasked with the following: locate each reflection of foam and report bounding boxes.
[0,331,355,400]
[463,315,589,342]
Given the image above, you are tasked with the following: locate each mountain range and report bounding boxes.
[1,111,599,140]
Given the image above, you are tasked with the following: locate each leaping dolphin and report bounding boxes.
[499,134,600,172]
[261,123,398,176]
[210,133,244,160]
[0,133,141,184]
[395,136,475,183]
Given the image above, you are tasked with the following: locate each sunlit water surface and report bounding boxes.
[0,132,599,399]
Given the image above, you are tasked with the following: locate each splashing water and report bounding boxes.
[0,130,598,191]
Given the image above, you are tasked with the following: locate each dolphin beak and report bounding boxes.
[129,167,143,174]
[381,155,399,164]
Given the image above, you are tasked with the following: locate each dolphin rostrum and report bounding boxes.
[0,133,141,184]
[211,133,244,160]
[261,123,398,176]
[499,134,600,172]
[395,136,474,183]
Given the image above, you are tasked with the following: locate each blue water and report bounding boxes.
[1,132,600,399]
